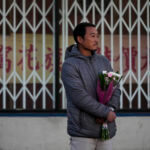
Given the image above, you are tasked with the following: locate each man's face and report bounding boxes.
[78,26,99,51]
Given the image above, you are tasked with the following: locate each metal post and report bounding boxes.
[54,0,60,111]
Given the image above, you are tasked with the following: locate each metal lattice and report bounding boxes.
[0,0,55,110]
[60,0,150,110]
[0,0,150,111]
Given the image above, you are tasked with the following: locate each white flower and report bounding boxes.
[102,71,107,74]
[108,72,122,78]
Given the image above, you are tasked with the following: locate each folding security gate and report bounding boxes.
[0,0,149,111]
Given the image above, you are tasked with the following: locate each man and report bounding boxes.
[61,22,121,150]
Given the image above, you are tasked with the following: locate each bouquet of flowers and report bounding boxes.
[97,70,122,140]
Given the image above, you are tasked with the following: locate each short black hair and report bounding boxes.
[73,22,96,44]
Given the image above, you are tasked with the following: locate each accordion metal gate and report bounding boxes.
[0,0,149,111]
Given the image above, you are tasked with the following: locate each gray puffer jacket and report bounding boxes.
[61,44,121,139]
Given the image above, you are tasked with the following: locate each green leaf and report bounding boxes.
[99,73,105,90]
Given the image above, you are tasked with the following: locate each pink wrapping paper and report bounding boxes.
[97,80,114,104]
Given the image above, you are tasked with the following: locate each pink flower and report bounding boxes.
[108,72,113,77]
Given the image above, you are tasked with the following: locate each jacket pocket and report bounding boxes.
[80,112,97,129]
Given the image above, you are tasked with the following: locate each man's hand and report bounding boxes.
[96,118,105,124]
[107,111,116,122]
